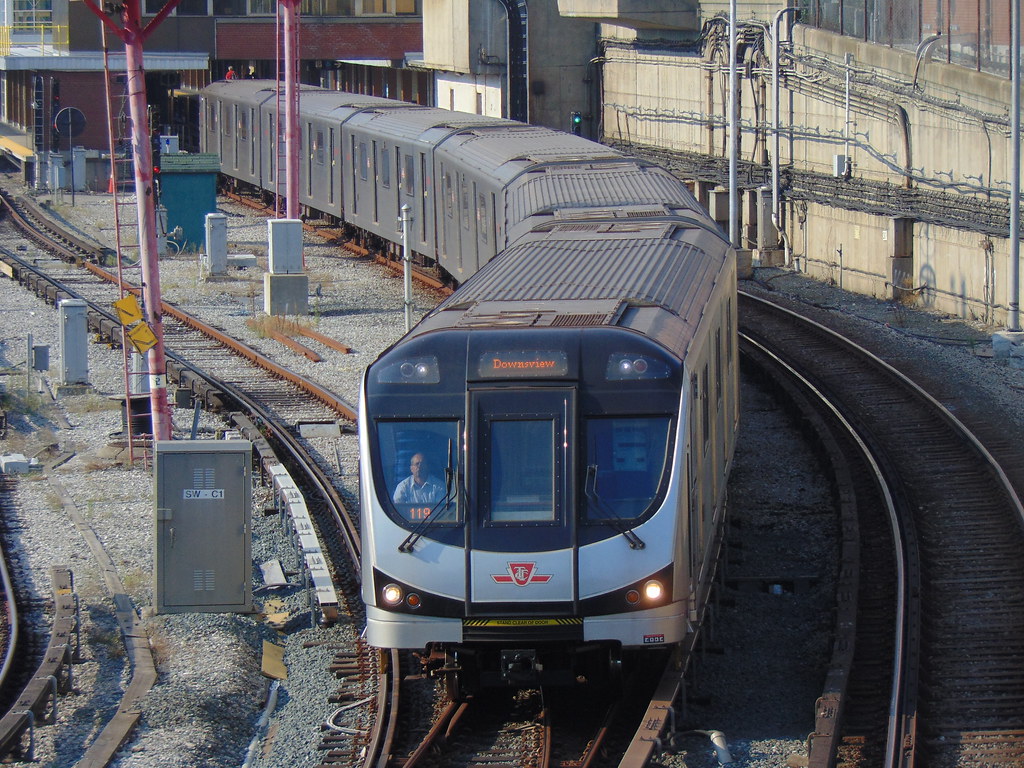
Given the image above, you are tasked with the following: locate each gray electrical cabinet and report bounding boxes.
[154,440,253,614]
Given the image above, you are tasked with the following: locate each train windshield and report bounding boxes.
[486,419,556,522]
[583,416,671,521]
[377,420,460,525]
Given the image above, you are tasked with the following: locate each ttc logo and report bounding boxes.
[491,562,553,586]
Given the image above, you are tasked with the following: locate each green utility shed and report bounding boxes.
[158,153,219,252]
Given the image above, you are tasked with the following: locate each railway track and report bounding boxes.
[0,185,385,765]
[739,291,1024,767]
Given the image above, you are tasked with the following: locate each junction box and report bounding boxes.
[153,440,253,614]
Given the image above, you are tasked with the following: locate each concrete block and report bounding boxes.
[268,219,303,274]
[736,248,753,279]
[1,454,40,474]
[264,273,309,317]
[227,253,258,268]
[992,331,1024,367]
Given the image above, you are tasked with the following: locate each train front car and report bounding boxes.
[360,210,737,692]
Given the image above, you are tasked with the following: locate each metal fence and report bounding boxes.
[797,0,1015,77]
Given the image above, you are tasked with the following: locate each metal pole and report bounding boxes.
[1010,0,1021,331]
[844,53,853,174]
[772,7,798,267]
[67,111,75,206]
[729,0,739,248]
[401,204,413,331]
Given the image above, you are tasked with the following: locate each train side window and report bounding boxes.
[583,417,670,521]
[206,100,217,133]
[701,364,710,455]
[329,128,335,204]
[403,153,414,197]
[377,420,460,526]
[460,176,470,231]
[358,142,368,181]
[726,298,734,369]
[444,170,454,218]
[487,420,555,523]
[715,329,722,407]
[249,108,256,174]
[380,144,390,188]
[314,130,325,166]
[222,104,231,137]
[419,153,428,243]
[237,108,248,141]
[477,192,488,244]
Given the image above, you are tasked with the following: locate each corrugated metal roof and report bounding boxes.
[506,163,700,225]
[436,126,621,176]
[441,224,721,322]
[349,106,507,142]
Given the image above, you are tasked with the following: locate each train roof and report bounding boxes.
[435,125,621,180]
[200,80,396,114]
[415,216,732,357]
[505,163,707,239]
[346,105,517,143]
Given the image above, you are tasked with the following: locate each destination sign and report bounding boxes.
[478,349,569,378]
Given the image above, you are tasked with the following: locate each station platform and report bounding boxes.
[0,122,34,170]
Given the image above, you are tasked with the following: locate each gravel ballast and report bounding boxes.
[1,188,1021,768]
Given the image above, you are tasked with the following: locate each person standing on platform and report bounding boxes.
[225,66,237,80]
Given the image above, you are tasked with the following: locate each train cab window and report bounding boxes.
[583,417,670,521]
[377,421,460,526]
[487,420,555,523]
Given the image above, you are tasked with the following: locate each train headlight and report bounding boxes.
[382,583,404,605]
[643,580,664,601]
[606,353,671,381]
[376,356,440,384]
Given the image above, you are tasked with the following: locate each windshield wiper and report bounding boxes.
[399,439,460,553]
[584,464,645,550]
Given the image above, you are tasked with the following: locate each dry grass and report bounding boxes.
[62,392,120,414]
[245,314,314,339]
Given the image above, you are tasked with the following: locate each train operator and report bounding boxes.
[393,452,445,505]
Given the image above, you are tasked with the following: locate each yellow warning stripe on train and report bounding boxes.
[463,617,582,627]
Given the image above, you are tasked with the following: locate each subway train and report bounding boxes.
[200,81,739,689]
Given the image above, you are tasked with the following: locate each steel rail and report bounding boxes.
[740,330,908,768]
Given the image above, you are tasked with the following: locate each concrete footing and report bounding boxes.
[264,273,309,316]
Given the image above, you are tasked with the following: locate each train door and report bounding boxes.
[466,388,576,614]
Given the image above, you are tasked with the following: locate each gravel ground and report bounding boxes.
[1,186,1022,768]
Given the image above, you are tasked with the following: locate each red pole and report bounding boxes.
[124,33,173,441]
[82,0,177,442]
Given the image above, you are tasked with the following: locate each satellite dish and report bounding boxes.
[53,107,86,139]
